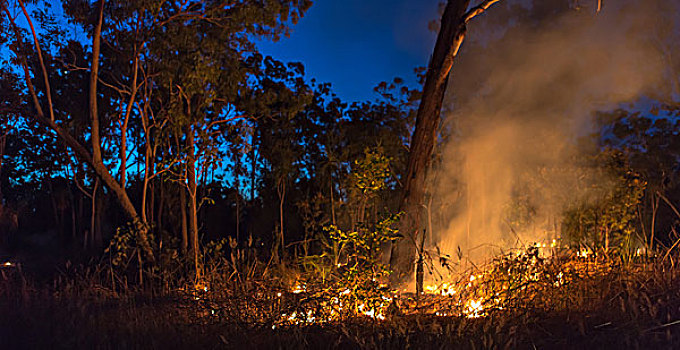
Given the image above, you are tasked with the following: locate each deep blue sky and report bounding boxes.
[6,0,440,103]
[257,0,441,103]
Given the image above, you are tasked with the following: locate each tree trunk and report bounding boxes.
[140,102,153,224]
[389,0,472,284]
[330,172,336,226]
[77,188,84,243]
[118,54,139,188]
[187,126,200,280]
[89,0,105,166]
[179,183,188,256]
[47,180,62,238]
[250,126,257,203]
[149,181,155,224]
[249,125,257,240]
[650,193,659,250]
[236,184,240,242]
[0,133,5,205]
[158,179,165,238]
[87,178,100,249]
[277,176,286,262]
[94,186,103,249]
[70,184,78,239]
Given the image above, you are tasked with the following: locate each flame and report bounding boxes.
[576,248,592,258]
[425,282,457,296]
[269,244,610,327]
[464,299,484,318]
[292,283,306,294]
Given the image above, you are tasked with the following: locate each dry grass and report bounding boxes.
[2,249,680,349]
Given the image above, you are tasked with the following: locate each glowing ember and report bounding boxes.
[292,283,306,294]
[577,248,592,258]
[425,283,456,296]
[464,299,484,318]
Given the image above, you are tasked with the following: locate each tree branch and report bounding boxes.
[89,0,106,164]
[17,0,55,122]
[464,0,502,23]
[2,3,45,121]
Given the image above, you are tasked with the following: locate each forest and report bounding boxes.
[1,0,680,348]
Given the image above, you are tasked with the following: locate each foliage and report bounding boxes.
[290,214,399,321]
[289,149,401,320]
[596,107,680,247]
[103,223,136,268]
[351,147,391,195]
[562,149,646,256]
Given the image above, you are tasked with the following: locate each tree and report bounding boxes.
[0,70,23,206]
[0,0,312,270]
[240,55,312,261]
[1,0,157,261]
[596,107,680,248]
[389,0,503,284]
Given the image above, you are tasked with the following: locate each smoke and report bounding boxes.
[430,0,667,267]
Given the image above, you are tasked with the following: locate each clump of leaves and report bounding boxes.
[104,221,139,268]
[352,147,391,194]
[563,149,646,258]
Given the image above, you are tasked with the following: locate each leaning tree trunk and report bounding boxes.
[88,0,154,262]
[390,0,501,285]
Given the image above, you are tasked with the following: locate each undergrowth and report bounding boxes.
[3,242,680,349]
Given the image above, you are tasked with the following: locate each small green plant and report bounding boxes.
[104,222,138,268]
[293,214,399,321]
[293,147,400,320]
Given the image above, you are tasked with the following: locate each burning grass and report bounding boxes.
[2,245,680,348]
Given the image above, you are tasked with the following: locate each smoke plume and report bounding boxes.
[430,0,668,269]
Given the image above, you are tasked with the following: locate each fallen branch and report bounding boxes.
[643,319,680,333]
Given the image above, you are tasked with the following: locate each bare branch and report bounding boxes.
[98,76,130,95]
[464,0,503,24]
[89,0,106,164]
[206,114,244,128]
[70,165,94,199]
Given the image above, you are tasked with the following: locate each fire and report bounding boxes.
[292,283,306,294]
[464,299,484,318]
[267,242,612,327]
[425,282,456,296]
[576,248,592,258]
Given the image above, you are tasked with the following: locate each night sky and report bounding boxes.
[256,0,440,103]
[8,0,441,103]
